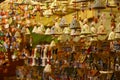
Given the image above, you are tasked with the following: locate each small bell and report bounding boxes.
[90,35,98,42]
[70,18,80,29]
[43,60,52,73]
[70,29,76,35]
[106,0,117,8]
[21,27,26,33]
[59,17,68,28]
[63,27,71,34]
[57,35,64,41]
[51,26,56,35]
[115,23,120,33]
[50,40,56,48]
[97,23,106,35]
[45,28,51,35]
[115,33,120,40]
[36,27,44,34]
[14,31,21,38]
[108,30,115,40]
[55,22,63,34]
[90,22,97,34]
[32,26,37,33]
[25,28,31,35]
[92,0,105,9]
[81,18,91,35]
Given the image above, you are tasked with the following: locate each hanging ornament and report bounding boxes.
[106,0,117,8]
[50,26,56,35]
[115,33,120,40]
[25,27,31,35]
[90,35,98,42]
[54,22,63,35]
[36,25,45,34]
[14,31,21,38]
[108,30,115,41]
[59,17,68,28]
[21,27,26,34]
[43,59,52,73]
[97,23,106,35]
[80,18,91,35]
[32,26,37,33]
[115,23,120,40]
[115,23,120,33]
[90,22,97,35]
[70,17,80,29]
[50,40,56,48]
[92,0,105,9]
[63,27,71,35]
[45,28,51,35]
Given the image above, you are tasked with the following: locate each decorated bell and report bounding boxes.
[32,26,38,33]
[115,23,120,33]
[90,35,98,42]
[36,25,45,34]
[54,22,63,35]
[108,31,115,40]
[70,18,80,29]
[90,22,97,34]
[43,62,52,73]
[57,35,64,41]
[106,0,117,8]
[50,40,56,48]
[63,27,71,34]
[59,17,68,27]
[81,18,91,35]
[25,28,31,35]
[45,28,51,35]
[21,27,26,33]
[115,33,120,39]
[14,31,21,37]
[51,26,56,35]
[97,24,106,35]
[92,0,105,9]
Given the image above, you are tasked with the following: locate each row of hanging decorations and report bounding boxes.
[0,0,120,43]
[7,0,120,18]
